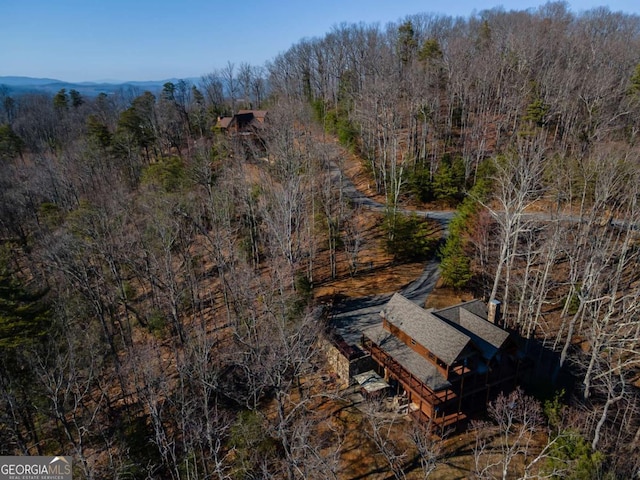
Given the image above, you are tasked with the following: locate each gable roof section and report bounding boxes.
[455,309,509,360]
[459,308,509,349]
[381,293,470,366]
[431,300,510,361]
[238,109,267,122]
[232,112,256,129]
[218,116,233,129]
[218,110,267,131]
[433,299,485,323]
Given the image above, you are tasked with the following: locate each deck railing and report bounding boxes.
[361,336,447,407]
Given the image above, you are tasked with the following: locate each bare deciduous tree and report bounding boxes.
[362,397,410,480]
[472,388,543,480]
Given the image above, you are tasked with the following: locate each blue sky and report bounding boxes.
[1,0,639,82]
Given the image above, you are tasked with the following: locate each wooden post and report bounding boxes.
[458,372,465,414]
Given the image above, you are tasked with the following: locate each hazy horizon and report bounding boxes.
[0,75,202,85]
[2,0,640,83]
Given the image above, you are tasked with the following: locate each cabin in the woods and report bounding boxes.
[217,110,267,135]
[359,293,521,430]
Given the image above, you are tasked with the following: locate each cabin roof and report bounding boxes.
[218,116,233,128]
[380,294,511,365]
[433,300,510,360]
[381,293,471,366]
[218,110,267,130]
[238,109,267,121]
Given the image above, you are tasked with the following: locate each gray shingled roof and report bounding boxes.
[363,324,451,391]
[432,300,510,361]
[458,308,509,351]
[381,293,470,366]
[432,299,485,323]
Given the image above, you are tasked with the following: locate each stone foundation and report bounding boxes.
[320,336,377,388]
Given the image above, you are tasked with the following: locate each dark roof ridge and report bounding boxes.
[385,293,469,339]
[382,293,471,365]
[432,298,486,316]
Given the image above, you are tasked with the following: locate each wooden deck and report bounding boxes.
[361,334,523,431]
[411,407,467,432]
[362,337,446,406]
[362,336,466,424]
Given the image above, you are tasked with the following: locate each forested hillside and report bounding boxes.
[1,3,640,478]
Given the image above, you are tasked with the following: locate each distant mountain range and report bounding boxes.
[0,76,200,97]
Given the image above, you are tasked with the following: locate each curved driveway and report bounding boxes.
[330,159,639,347]
[330,164,453,346]
[331,259,441,345]
[332,161,455,226]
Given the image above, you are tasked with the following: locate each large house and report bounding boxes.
[349,294,521,430]
[217,110,267,135]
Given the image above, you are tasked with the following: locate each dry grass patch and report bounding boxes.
[311,206,427,300]
[424,278,474,310]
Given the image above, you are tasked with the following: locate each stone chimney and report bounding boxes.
[488,299,501,325]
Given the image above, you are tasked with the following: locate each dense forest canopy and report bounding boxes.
[1,3,640,478]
